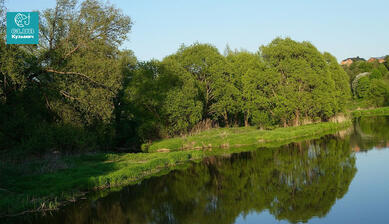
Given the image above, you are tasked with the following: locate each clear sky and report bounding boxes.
[5,0,389,62]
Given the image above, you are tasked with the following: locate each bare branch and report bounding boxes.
[60,90,80,101]
[45,69,113,92]
[64,45,81,58]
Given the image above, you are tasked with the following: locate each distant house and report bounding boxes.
[340,56,365,66]
[368,56,387,63]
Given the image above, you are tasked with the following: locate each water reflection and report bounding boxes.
[13,116,389,224]
[350,116,389,152]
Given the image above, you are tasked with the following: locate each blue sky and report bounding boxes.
[5,0,389,61]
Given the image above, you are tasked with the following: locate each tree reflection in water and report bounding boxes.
[30,136,358,224]
[21,116,389,224]
[350,116,389,152]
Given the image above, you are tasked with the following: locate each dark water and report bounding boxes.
[8,116,389,224]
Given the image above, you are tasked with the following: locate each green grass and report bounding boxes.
[144,121,352,153]
[0,120,352,217]
[0,152,202,216]
[351,106,389,117]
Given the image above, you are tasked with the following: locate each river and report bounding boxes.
[10,116,389,224]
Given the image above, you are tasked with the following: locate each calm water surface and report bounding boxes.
[9,116,389,224]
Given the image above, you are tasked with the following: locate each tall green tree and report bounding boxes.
[173,43,225,119]
[0,0,134,153]
[121,60,166,141]
[160,56,203,135]
[37,0,132,125]
[225,51,270,127]
[261,38,338,126]
[323,52,351,112]
[210,60,239,126]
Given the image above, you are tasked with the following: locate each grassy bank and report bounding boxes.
[143,121,352,153]
[0,152,202,217]
[0,120,351,217]
[351,106,389,117]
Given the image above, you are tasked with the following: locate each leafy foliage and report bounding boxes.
[344,60,389,107]
[118,38,352,142]
[0,1,358,155]
[0,0,132,154]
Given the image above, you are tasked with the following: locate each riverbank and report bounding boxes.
[142,106,389,154]
[351,106,389,117]
[143,120,352,153]
[0,120,352,217]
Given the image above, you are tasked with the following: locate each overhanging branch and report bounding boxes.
[45,68,114,92]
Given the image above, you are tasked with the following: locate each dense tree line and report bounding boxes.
[1,0,352,155]
[118,39,351,142]
[343,59,389,107]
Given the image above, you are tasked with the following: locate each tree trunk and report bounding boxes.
[224,109,229,127]
[244,110,249,127]
[294,110,300,126]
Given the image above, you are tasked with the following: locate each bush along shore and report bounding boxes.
[1,119,352,218]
